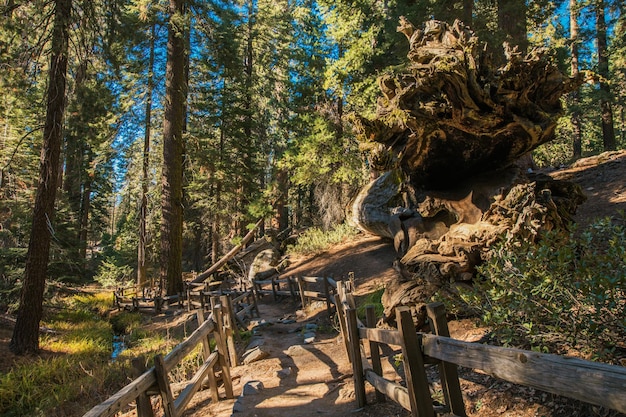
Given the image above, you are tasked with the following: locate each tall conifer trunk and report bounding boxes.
[596,0,616,151]
[10,0,71,355]
[138,23,156,287]
[570,0,582,159]
[498,0,528,53]
[160,0,187,295]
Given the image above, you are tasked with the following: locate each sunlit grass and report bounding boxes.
[1,291,206,416]
[0,292,127,416]
[287,223,360,256]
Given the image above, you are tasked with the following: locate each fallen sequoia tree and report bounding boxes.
[350,18,585,326]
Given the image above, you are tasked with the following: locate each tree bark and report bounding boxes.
[138,22,155,287]
[498,0,528,54]
[10,0,71,355]
[595,0,616,151]
[160,0,187,296]
[570,0,582,159]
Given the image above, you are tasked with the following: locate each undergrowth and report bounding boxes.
[287,223,360,256]
[460,215,626,361]
[0,291,203,416]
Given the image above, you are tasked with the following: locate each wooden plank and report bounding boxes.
[196,310,211,360]
[131,358,154,417]
[324,277,332,317]
[347,308,366,408]
[297,276,307,308]
[334,293,351,362]
[426,303,466,417]
[358,327,403,347]
[162,315,215,373]
[302,290,324,299]
[231,291,250,304]
[191,218,264,284]
[365,369,411,411]
[82,368,158,417]
[300,276,324,283]
[397,307,434,417]
[154,354,176,417]
[212,304,234,399]
[421,334,626,414]
[366,306,385,404]
[173,352,219,414]
[220,295,238,367]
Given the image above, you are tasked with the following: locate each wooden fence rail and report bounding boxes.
[336,287,626,417]
[82,305,234,417]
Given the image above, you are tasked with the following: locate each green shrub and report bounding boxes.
[460,216,626,360]
[93,257,133,288]
[287,223,360,256]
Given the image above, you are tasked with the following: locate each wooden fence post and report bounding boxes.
[297,276,307,309]
[324,276,332,317]
[396,307,434,417]
[426,302,466,417]
[334,293,351,362]
[346,307,366,408]
[131,357,154,417]
[288,276,297,301]
[212,304,234,399]
[366,306,385,404]
[220,295,239,367]
[154,354,176,417]
[196,309,219,402]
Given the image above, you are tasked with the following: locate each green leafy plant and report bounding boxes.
[287,223,360,256]
[460,216,626,361]
[93,257,133,288]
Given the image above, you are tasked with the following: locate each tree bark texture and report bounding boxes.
[160,0,187,296]
[351,19,585,324]
[570,0,582,159]
[595,0,616,151]
[10,0,71,354]
[138,22,156,287]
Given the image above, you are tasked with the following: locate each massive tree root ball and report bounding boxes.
[350,18,585,325]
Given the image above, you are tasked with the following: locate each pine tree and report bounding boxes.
[595,0,617,151]
[160,0,188,295]
[10,0,72,355]
[570,0,583,159]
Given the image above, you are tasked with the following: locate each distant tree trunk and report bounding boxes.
[463,0,473,26]
[78,167,91,260]
[10,0,71,355]
[570,0,582,159]
[498,0,528,53]
[240,0,255,238]
[433,0,472,25]
[138,23,155,287]
[595,0,616,151]
[275,168,289,230]
[160,0,187,296]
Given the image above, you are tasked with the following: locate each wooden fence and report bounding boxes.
[335,284,626,417]
[82,303,234,417]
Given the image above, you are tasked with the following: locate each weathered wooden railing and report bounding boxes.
[253,275,337,314]
[82,304,234,417]
[114,284,182,313]
[336,289,626,416]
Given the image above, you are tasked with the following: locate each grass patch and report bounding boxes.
[0,292,129,416]
[356,287,385,322]
[1,291,212,416]
[287,223,360,256]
